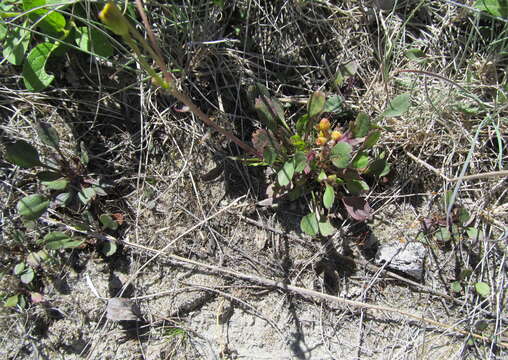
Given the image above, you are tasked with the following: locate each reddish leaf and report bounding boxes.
[112,213,125,225]
[342,196,372,221]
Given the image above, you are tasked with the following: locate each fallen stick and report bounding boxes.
[122,239,508,348]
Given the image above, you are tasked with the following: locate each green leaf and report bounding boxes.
[100,214,118,231]
[323,184,335,209]
[363,131,381,149]
[35,122,59,148]
[78,187,96,205]
[13,263,25,275]
[367,158,390,177]
[263,146,277,165]
[307,91,326,118]
[43,231,83,249]
[22,42,56,91]
[435,227,451,242]
[317,171,327,182]
[55,192,71,206]
[474,282,490,297]
[451,281,462,293]
[80,141,89,166]
[293,151,307,173]
[20,267,35,284]
[474,0,508,17]
[75,26,113,58]
[353,112,370,138]
[23,0,66,36]
[345,180,369,195]
[290,134,306,151]
[5,140,43,168]
[26,250,50,267]
[318,220,335,236]
[17,194,49,220]
[4,295,19,307]
[404,48,425,60]
[37,171,61,181]
[300,212,319,236]
[295,114,309,136]
[255,96,289,131]
[351,152,369,169]
[41,178,69,190]
[2,24,31,65]
[458,269,473,281]
[323,95,343,113]
[330,142,352,169]
[277,161,295,186]
[383,93,410,117]
[101,240,117,257]
[466,227,484,241]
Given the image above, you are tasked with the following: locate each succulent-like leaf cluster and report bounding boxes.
[249,87,391,237]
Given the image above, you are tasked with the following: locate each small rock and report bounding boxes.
[106,298,141,322]
[375,241,427,280]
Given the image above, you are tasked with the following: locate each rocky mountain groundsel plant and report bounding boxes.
[249,86,391,237]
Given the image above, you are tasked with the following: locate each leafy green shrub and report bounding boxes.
[0,0,114,91]
[248,85,396,237]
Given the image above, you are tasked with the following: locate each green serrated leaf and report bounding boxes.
[330,142,352,169]
[474,282,490,297]
[383,93,410,117]
[353,112,370,138]
[22,42,56,91]
[2,24,31,65]
[300,212,319,236]
[76,26,113,58]
[318,220,335,236]
[307,91,326,118]
[43,231,83,249]
[293,151,307,173]
[100,214,118,230]
[451,281,462,293]
[17,194,49,220]
[277,161,295,186]
[323,184,335,209]
[323,95,343,113]
[36,122,59,148]
[351,152,369,169]
[363,131,381,149]
[5,140,43,168]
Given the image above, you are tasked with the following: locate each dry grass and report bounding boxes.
[1,0,507,359]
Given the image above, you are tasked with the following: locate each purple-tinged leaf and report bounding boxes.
[342,196,372,221]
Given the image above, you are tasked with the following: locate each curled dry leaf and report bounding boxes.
[341,196,372,221]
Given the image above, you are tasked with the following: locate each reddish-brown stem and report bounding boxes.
[133,0,258,156]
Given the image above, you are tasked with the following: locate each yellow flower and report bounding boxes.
[99,2,130,37]
[316,136,328,146]
[331,130,342,141]
[317,118,331,131]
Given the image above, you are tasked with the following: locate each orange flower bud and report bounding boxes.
[331,130,342,141]
[316,136,328,146]
[99,2,130,36]
[318,118,331,131]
